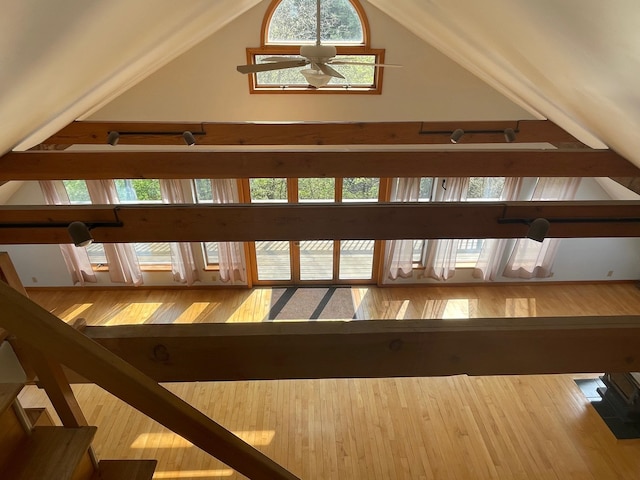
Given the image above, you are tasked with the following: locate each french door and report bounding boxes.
[245,177,381,285]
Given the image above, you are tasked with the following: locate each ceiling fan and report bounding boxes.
[236,0,399,88]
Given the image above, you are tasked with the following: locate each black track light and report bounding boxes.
[68,221,94,247]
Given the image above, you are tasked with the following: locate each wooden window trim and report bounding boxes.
[246,47,385,94]
[248,0,384,94]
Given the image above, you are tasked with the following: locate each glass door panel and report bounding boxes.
[299,240,334,281]
[249,178,288,202]
[339,240,374,280]
[341,177,379,202]
[298,178,335,202]
[255,241,291,281]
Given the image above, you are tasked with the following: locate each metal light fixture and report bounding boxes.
[504,128,516,143]
[107,131,120,146]
[526,218,550,242]
[67,221,94,247]
[450,128,465,144]
[182,131,196,146]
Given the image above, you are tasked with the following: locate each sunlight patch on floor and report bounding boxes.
[505,297,537,317]
[104,302,162,325]
[173,302,214,323]
[130,430,275,449]
[59,303,94,321]
[152,469,234,478]
[442,298,478,319]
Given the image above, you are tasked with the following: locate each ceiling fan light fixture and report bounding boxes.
[300,68,332,88]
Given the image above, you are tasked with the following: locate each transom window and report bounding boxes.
[246,0,385,93]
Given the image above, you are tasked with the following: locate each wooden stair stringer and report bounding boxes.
[3,425,97,480]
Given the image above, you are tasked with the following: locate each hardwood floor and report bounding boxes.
[19,283,640,479]
[27,282,640,325]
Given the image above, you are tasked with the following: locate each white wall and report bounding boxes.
[90,0,531,122]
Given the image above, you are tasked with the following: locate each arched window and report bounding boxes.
[245,0,386,93]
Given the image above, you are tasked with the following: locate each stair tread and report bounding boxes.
[92,459,157,480]
[0,382,23,416]
[4,426,97,480]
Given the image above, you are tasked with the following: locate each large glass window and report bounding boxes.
[246,0,385,93]
[267,0,364,44]
[412,177,507,269]
[249,178,288,202]
[341,177,379,202]
[63,179,171,268]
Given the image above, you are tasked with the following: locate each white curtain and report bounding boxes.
[473,177,523,281]
[384,178,421,280]
[39,181,97,286]
[159,179,200,286]
[423,177,470,280]
[503,177,582,279]
[211,179,246,283]
[86,180,143,286]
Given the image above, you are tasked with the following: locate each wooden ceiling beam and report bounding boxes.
[1,202,640,244]
[2,149,638,180]
[76,318,640,382]
[42,120,583,146]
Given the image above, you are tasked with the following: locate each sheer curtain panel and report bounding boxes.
[210,179,247,283]
[160,179,201,285]
[86,180,143,286]
[503,177,581,279]
[423,177,469,280]
[384,177,421,280]
[473,177,523,280]
[39,181,97,286]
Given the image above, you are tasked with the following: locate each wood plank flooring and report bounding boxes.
[26,282,640,325]
[18,283,640,479]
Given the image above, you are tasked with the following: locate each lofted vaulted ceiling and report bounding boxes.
[2,1,640,243]
[2,0,639,158]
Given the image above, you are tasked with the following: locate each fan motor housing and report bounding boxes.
[300,44,337,62]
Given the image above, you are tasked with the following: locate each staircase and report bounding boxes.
[0,382,157,480]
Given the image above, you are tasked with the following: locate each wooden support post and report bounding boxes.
[0,281,299,480]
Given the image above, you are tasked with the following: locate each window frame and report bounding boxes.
[246,0,386,94]
[405,177,507,270]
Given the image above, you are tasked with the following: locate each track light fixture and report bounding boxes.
[67,221,94,247]
[450,129,465,144]
[182,131,196,146]
[107,131,120,146]
[526,218,550,242]
[504,128,516,143]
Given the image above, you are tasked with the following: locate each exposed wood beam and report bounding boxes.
[75,318,640,382]
[42,120,583,146]
[2,149,637,180]
[0,281,299,480]
[1,202,640,244]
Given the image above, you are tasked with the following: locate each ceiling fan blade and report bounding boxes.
[261,56,304,62]
[316,62,345,79]
[329,61,402,67]
[236,60,308,74]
